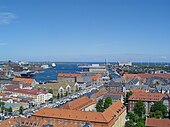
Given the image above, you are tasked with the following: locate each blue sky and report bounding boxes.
[0,0,170,62]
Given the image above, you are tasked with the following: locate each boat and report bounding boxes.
[41,65,49,69]
[52,63,56,68]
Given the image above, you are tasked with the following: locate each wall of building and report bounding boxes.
[84,104,96,111]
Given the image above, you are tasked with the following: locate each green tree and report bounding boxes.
[109,74,112,80]
[65,91,68,96]
[96,99,104,112]
[104,97,112,109]
[0,102,5,107]
[61,93,63,98]
[57,93,60,99]
[8,107,12,113]
[125,91,133,104]
[1,106,5,112]
[125,120,134,127]
[127,112,140,123]
[19,106,24,114]
[48,89,53,94]
[134,121,145,127]
[150,101,167,118]
[49,98,53,102]
[134,100,145,118]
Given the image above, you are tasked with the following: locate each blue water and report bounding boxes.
[33,63,81,82]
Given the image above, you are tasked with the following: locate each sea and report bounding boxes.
[33,63,81,82]
[32,62,170,82]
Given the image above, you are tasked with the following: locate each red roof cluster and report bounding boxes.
[12,77,34,84]
[146,118,170,127]
[62,96,95,110]
[129,92,165,102]
[6,89,47,95]
[123,73,170,79]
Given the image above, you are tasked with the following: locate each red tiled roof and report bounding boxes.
[123,74,170,79]
[33,100,126,124]
[107,92,125,96]
[0,100,126,127]
[129,92,165,102]
[130,88,147,93]
[6,89,47,95]
[103,100,126,121]
[5,83,32,91]
[62,96,95,110]
[146,118,170,127]
[91,74,101,81]
[12,77,34,84]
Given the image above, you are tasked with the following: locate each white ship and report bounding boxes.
[41,65,49,69]
[52,63,56,68]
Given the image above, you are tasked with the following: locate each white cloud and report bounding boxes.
[0,12,17,25]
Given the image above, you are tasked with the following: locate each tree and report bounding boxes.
[48,89,53,94]
[134,121,145,127]
[19,106,24,114]
[104,97,112,109]
[8,107,12,113]
[125,120,134,127]
[61,93,63,98]
[57,93,60,99]
[0,102,5,107]
[49,98,53,102]
[65,91,68,96]
[127,112,140,123]
[150,101,167,118]
[134,100,145,118]
[96,99,104,112]
[109,74,112,80]
[125,91,133,104]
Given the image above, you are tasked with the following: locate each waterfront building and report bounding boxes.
[79,64,108,74]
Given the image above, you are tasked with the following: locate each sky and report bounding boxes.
[0,0,170,62]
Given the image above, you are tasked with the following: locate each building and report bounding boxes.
[79,64,107,74]
[91,87,107,101]
[123,73,170,85]
[145,118,170,127]
[12,77,37,87]
[0,100,126,127]
[4,89,52,104]
[118,61,132,66]
[128,92,169,115]
[57,73,83,82]
[62,96,96,111]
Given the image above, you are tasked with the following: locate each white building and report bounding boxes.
[4,89,53,104]
[118,61,132,66]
